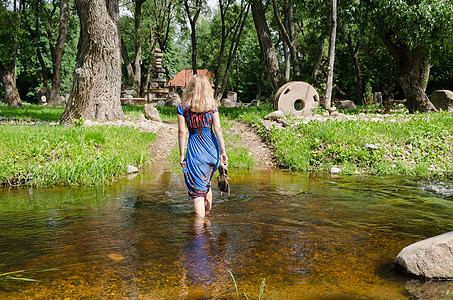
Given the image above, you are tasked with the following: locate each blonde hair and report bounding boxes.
[183,74,216,112]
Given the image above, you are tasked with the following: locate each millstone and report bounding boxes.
[274,81,319,116]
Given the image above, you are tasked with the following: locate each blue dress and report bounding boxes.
[177,101,220,198]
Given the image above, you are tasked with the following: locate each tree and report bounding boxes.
[60,0,123,124]
[324,0,337,108]
[121,0,146,94]
[212,0,250,100]
[250,0,285,102]
[183,0,204,74]
[142,0,174,92]
[0,2,22,106]
[364,0,453,112]
[47,0,69,106]
[272,0,300,78]
[346,31,362,104]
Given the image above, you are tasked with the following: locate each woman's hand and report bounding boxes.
[220,153,228,166]
[180,156,186,167]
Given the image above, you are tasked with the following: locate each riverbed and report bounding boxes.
[1,165,452,299]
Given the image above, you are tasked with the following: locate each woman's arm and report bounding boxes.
[177,114,187,167]
[212,111,228,165]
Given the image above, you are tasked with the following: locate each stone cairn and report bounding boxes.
[147,48,169,104]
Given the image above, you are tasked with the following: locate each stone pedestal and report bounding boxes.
[147,48,169,104]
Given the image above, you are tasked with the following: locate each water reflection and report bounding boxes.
[0,168,453,299]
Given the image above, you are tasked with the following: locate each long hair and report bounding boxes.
[183,74,216,112]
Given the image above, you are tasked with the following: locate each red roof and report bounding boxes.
[168,69,215,88]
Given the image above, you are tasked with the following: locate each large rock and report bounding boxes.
[336,100,356,110]
[263,110,285,120]
[395,231,453,279]
[222,100,242,108]
[165,91,181,107]
[431,90,453,112]
[144,104,162,122]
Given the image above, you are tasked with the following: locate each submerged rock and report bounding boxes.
[395,231,453,279]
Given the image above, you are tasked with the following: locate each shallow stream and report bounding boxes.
[1,164,453,299]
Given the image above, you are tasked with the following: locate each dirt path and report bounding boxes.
[147,120,275,169]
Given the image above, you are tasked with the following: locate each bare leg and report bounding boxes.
[193,197,206,217]
[205,188,212,211]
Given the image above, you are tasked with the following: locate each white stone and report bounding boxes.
[264,110,286,120]
[395,231,453,279]
[330,167,341,174]
[144,104,162,122]
[127,165,139,174]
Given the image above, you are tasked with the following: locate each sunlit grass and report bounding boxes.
[265,111,453,178]
[0,124,156,186]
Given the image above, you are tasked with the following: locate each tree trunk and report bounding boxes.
[189,22,198,75]
[48,0,69,106]
[61,0,123,125]
[272,0,300,77]
[121,37,135,86]
[133,0,145,94]
[184,0,202,75]
[283,39,291,81]
[311,39,324,80]
[214,1,249,101]
[215,4,249,101]
[0,62,22,107]
[143,21,155,93]
[381,33,437,113]
[347,32,362,104]
[324,0,337,108]
[419,55,431,93]
[251,0,285,107]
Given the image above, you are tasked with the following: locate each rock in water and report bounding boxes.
[395,231,453,279]
[127,165,139,174]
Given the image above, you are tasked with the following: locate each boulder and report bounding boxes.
[336,100,356,110]
[222,101,242,108]
[431,90,453,112]
[261,120,283,131]
[144,104,162,122]
[395,231,453,279]
[165,91,181,107]
[264,110,285,120]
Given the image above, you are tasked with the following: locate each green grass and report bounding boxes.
[0,104,64,121]
[0,124,156,186]
[263,111,453,178]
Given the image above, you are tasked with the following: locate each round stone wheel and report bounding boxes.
[275,81,319,116]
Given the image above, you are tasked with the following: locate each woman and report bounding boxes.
[177,75,228,217]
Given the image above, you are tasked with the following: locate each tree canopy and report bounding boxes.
[1,0,452,113]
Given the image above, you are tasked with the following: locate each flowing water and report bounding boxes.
[1,164,453,299]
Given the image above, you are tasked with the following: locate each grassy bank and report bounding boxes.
[0,124,156,186]
[261,110,453,178]
[0,104,156,187]
[3,103,451,187]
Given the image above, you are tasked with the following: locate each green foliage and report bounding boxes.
[228,270,275,300]
[368,0,453,49]
[364,82,373,106]
[0,124,156,187]
[0,104,64,121]
[264,112,453,177]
